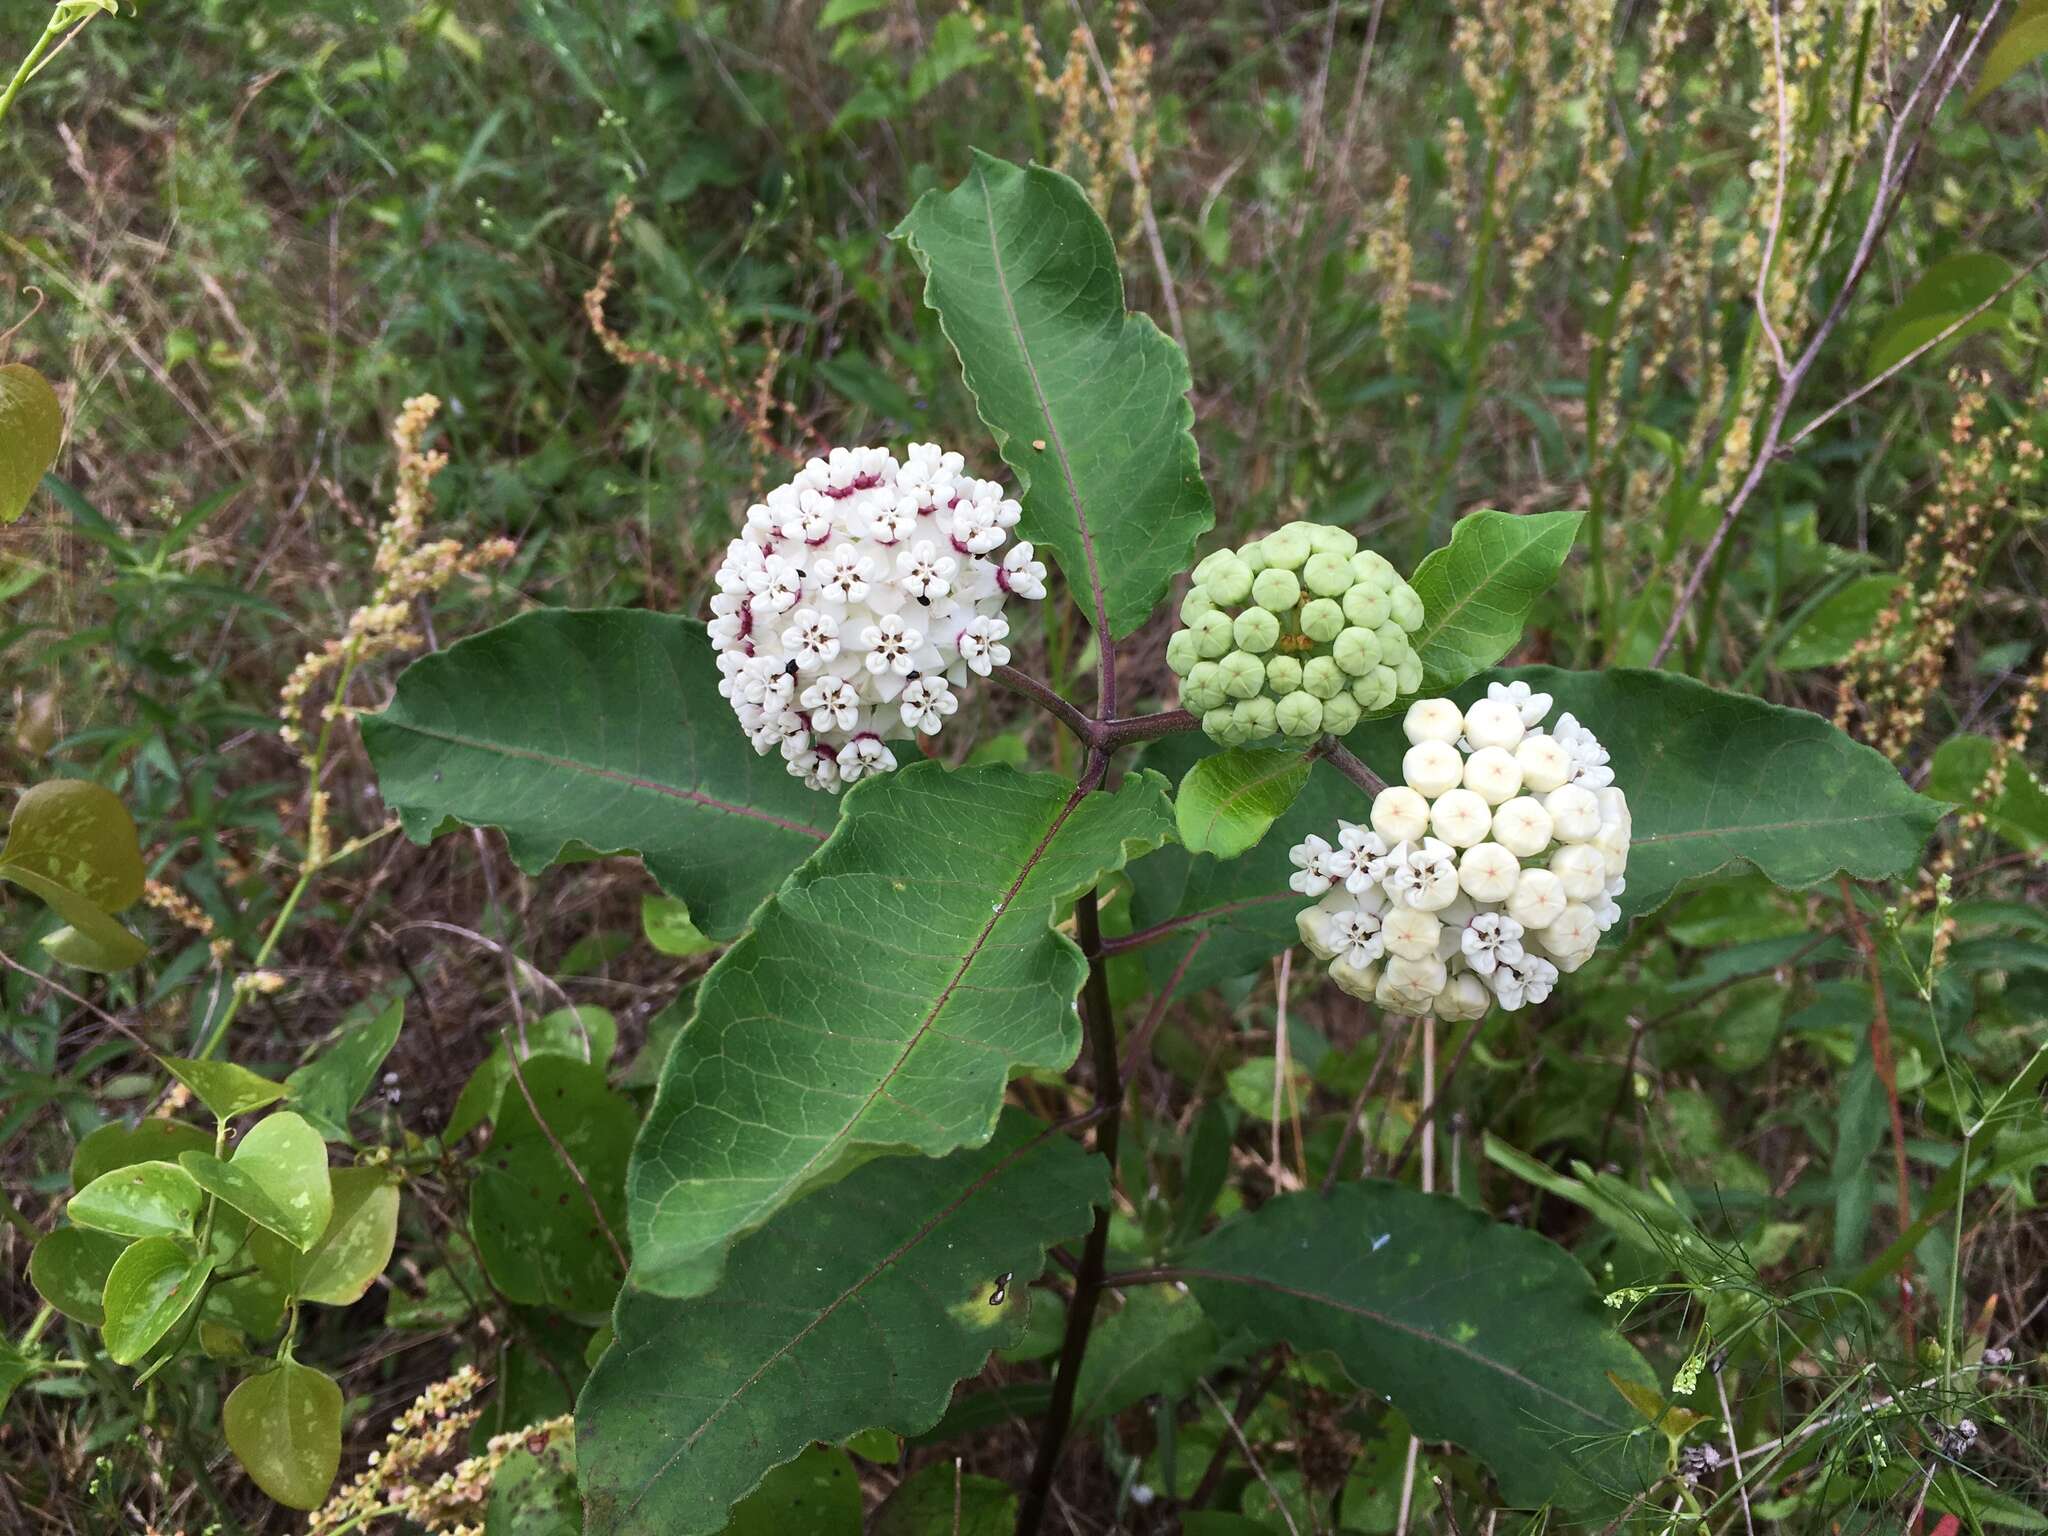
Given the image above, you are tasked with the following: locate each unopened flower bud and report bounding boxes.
[1402,741,1463,797]
[1370,786,1430,843]
[1429,788,1492,847]
[1489,795,1554,857]
[1462,746,1523,805]
[1551,843,1608,901]
[1404,697,1466,745]
[1462,697,1527,752]
[1252,567,1301,611]
[1515,733,1572,793]
[1544,784,1602,842]
[1275,691,1323,738]
[1506,867,1568,930]
[1457,841,1521,902]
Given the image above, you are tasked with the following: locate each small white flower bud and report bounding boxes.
[1457,842,1521,903]
[1402,740,1464,797]
[1331,955,1380,1001]
[1434,970,1493,1021]
[1595,822,1631,879]
[1403,697,1466,745]
[1550,843,1609,901]
[1461,746,1523,805]
[1379,954,1448,1010]
[1461,697,1526,752]
[1543,783,1602,842]
[1489,795,1554,858]
[1514,733,1573,793]
[1297,904,1340,961]
[1369,786,1430,844]
[1540,903,1601,969]
[1506,867,1568,930]
[1428,788,1492,847]
[1381,904,1442,960]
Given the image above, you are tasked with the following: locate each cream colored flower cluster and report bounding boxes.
[708,444,1046,792]
[1288,681,1630,1018]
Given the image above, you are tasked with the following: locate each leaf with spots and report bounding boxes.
[361,609,838,940]
[626,761,1172,1299]
[0,778,147,971]
[577,1113,1106,1536]
[895,151,1214,641]
[1182,1182,1660,1512]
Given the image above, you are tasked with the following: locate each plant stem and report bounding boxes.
[0,9,72,130]
[1318,737,1388,796]
[1015,889,1121,1536]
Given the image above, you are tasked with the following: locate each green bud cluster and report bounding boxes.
[1165,521,1426,746]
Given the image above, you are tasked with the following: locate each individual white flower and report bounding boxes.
[1486,679,1554,728]
[895,541,957,602]
[781,609,841,668]
[1489,795,1554,858]
[800,673,862,733]
[1488,951,1558,1011]
[999,541,1048,600]
[1381,903,1442,960]
[1379,954,1449,1011]
[1327,905,1387,969]
[1551,712,1615,788]
[1459,910,1525,975]
[1387,839,1460,912]
[956,614,1011,677]
[1337,823,1394,893]
[1538,902,1602,971]
[835,733,898,783]
[1288,833,1355,896]
[898,674,958,735]
[862,615,924,676]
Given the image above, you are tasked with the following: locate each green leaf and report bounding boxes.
[0,778,146,971]
[68,1160,204,1241]
[894,151,1214,640]
[0,1338,32,1417]
[1175,748,1313,858]
[486,1433,581,1536]
[1406,509,1584,694]
[180,1111,332,1252]
[628,762,1172,1298]
[223,1360,343,1510]
[578,1113,1106,1536]
[1775,575,1902,670]
[641,895,718,958]
[719,1446,863,1535]
[1864,252,2016,379]
[29,1225,129,1326]
[101,1235,212,1365]
[1182,1182,1658,1511]
[286,999,404,1139]
[1927,734,2048,851]
[71,1118,212,1188]
[159,1055,289,1122]
[870,1460,1018,1536]
[0,363,62,525]
[1970,0,2048,106]
[1073,1286,1217,1425]
[471,1056,631,1312]
[447,1005,619,1143]
[250,1165,399,1306]
[362,610,836,940]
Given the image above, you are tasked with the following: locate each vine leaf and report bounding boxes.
[223,1359,343,1510]
[626,762,1171,1300]
[1406,508,1583,695]
[1128,667,1941,992]
[29,1226,128,1326]
[0,778,146,971]
[68,1160,204,1241]
[361,609,837,940]
[1174,747,1313,859]
[285,999,404,1140]
[895,151,1214,640]
[1182,1182,1660,1511]
[101,1236,212,1365]
[251,1166,399,1306]
[578,1113,1107,1536]
[160,1055,288,1122]
[180,1111,333,1253]
[0,363,62,525]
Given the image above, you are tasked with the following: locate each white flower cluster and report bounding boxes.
[708,444,1046,792]
[1288,681,1631,1019]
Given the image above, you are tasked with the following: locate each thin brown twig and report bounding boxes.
[1838,874,1916,1358]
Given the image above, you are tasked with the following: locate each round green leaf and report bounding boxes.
[250,1166,397,1305]
[158,1055,289,1123]
[0,362,62,525]
[0,778,143,912]
[71,1118,213,1188]
[1175,747,1313,858]
[223,1360,343,1510]
[68,1160,204,1241]
[446,1005,619,1143]
[191,1111,331,1251]
[29,1225,129,1326]
[101,1235,212,1365]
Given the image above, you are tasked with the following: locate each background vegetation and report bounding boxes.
[2,0,2045,1532]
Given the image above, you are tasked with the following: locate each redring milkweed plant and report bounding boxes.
[10,148,2013,1533]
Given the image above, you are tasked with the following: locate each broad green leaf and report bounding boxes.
[628,762,1172,1298]
[1970,0,2048,107]
[1127,666,1941,995]
[286,999,404,1140]
[206,1270,288,1342]
[0,779,146,971]
[71,1117,212,1187]
[0,1338,31,1417]
[1406,509,1583,694]
[894,151,1214,640]
[871,1461,1018,1536]
[68,1160,204,1241]
[160,1055,289,1122]
[1775,574,1902,669]
[720,1446,862,1535]
[362,610,835,940]
[578,1113,1107,1536]
[641,895,718,957]
[223,1360,343,1510]
[1175,747,1312,858]
[0,363,62,524]
[1073,1286,1217,1425]
[180,1111,332,1252]
[487,1434,581,1536]
[29,1225,128,1326]
[470,1056,631,1312]
[250,1166,398,1306]
[446,1005,619,1143]
[101,1235,211,1364]
[1864,252,2016,379]
[1183,1182,1659,1511]
[1927,734,2048,851]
